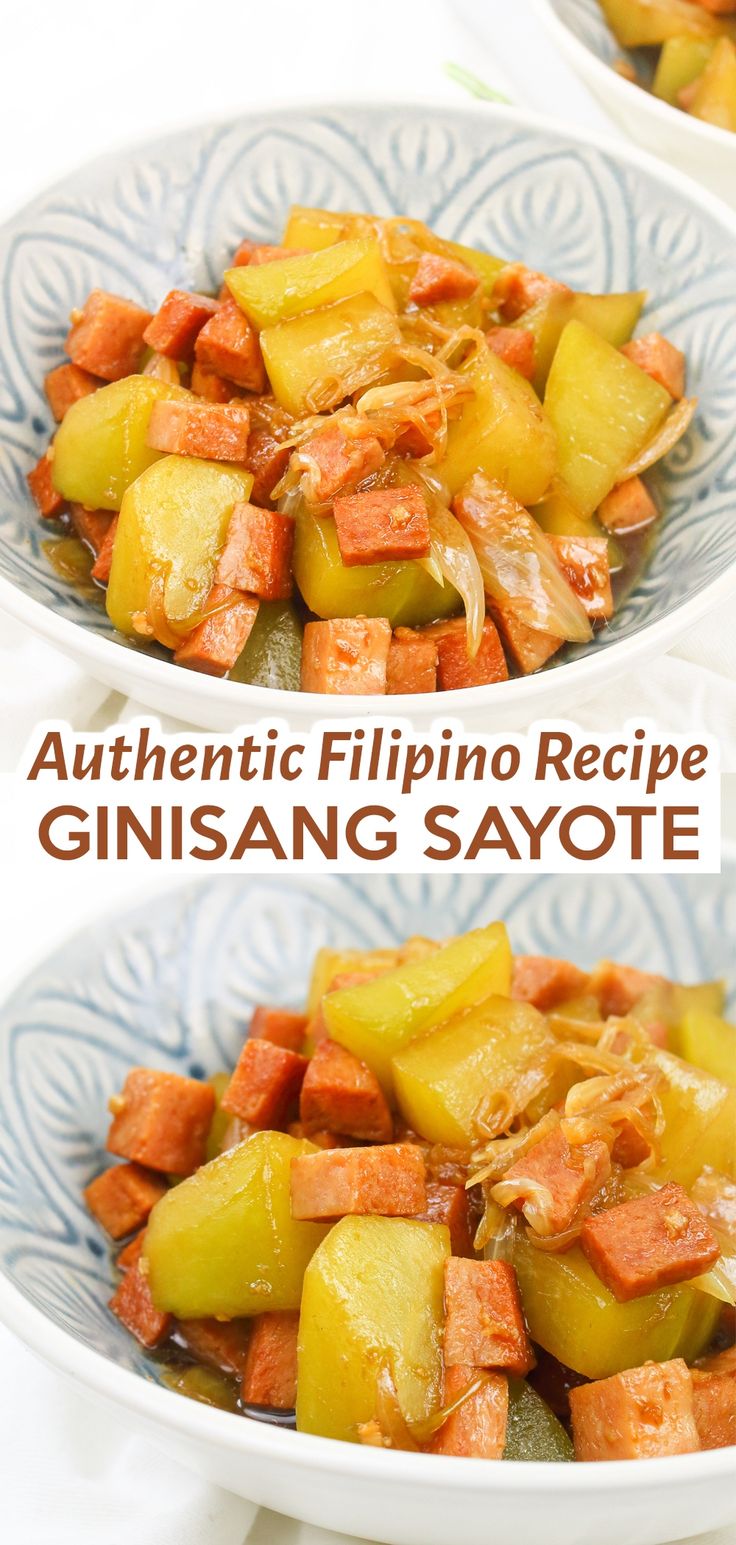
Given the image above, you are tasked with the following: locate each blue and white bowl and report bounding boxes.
[1,873,735,1545]
[1,102,736,729]
[536,1,736,205]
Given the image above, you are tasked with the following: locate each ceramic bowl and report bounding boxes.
[535,0,736,205]
[1,102,736,728]
[1,872,735,1545]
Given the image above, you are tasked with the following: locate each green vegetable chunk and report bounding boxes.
[144,1131,328,1319]
[229,599,303,690]
[544,320,671,517]
[517,290,646,394]
[653,35,718,103]
[504,1378,574,1462]
[323,921,512,1091]
[688,37,736,130]
[261,292,401,417]
[106,455,253,638]
[439,348,557,504]
[225,238,395,328]
[297,1216,449,1442]
[292,501,459,628]
[392,995,554,1145]
[52,375,189,511]
[513,1232,721,1380]
[667,1013,736,1089]
[204,1072,232,1163]
[652,1049,736,1183]
[599,0,730,46]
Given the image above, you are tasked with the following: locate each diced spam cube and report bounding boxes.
[288,1122,347,1149]
[427,617,509,690]
[232,239,257,266]
[333,485,431,565]
[146,398,251,462]
[486,326,536,381]
[691,1366,736,1450]
[695,1347,736,1376]
[241,1310,299,1408]
[107,1068,215,1176]
[548,535,613,622]
[570,1359,699,1459]
[512,956,588,1012]
[249,245,310,266]
[409,253,479,307]
[221,1038,307,1128]
[244,401,293,505]
[443,1258,535,1375]
[290,1143,427,1220]
[69,503,115,555]
[191,363,238,402]
[495,267,570,322]
[502,1126,612,1236]
[143,290,219,360]
[173,585,259,676]
[116,1231,146,1272]
[386,628,438,694]
[428,1364,508,1457]
[45,362,100,421]
[301,616,391,695]
[491,603,562,675]
[589,962,667,1017]
[621,332,685,400]
[66,290,153,381]
[28,452,66,518]
[195,299,266,391]
[91,514,118,584]
[611,1116,654,1170]
[572,1365,698,1458]
[598,476,657,533]
[416,1182,475,1257]
[176,1316,252,1377]
[249,1006,307,1053]
[298,422,386,504]
[299,1039,393,1142]
[84,1162,167,1239]
[109,1258,172,1349]
[580,1182,720,1302]
[215,502,294,599]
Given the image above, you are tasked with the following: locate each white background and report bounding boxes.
[1,2,735,1542]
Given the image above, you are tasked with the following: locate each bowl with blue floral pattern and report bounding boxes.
[1,102,736,729]
[1,873,736,1545]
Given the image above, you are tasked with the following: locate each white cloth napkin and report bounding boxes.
[2,4,735,1544]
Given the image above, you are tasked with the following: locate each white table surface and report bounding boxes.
[1,2,735,1541]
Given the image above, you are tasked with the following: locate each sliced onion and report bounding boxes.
[477,1198,518,1259]
[694,1256,736,1307]
[410,1370,492,1446]
[369,1359,494,1450]
[422,503,485,657]
[692,1169,736,1241]
[620,397,698,480]
[454,473,592,643]
[491,1175,557,1236]
[469,1109,561,1187]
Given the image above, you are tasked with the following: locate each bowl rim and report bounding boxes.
[1,874,736,1493]
[534,0,736,154]
[3,95,736,719]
